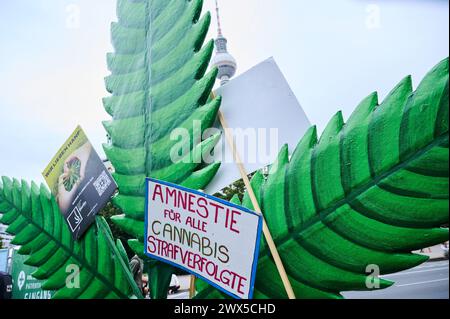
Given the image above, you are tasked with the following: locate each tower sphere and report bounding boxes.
[211,0,237,86]
[211,37,237,85]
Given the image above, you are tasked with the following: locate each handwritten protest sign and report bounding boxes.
[144,179,262,299]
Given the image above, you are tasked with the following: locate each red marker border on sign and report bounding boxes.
[143,178,263,300]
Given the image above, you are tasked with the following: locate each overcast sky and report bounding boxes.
[0,0,448,183]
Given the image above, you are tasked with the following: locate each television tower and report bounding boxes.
[211,0,237,86]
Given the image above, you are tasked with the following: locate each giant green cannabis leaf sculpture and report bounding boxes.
[0,177,135,299]
[196,58,449,299]
[0,0,446,302]
[103,0,221,298]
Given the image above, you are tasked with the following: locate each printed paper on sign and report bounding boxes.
[42,126,118,240]
[144,179,263,299]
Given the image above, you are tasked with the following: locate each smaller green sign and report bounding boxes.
[10,250,53,299]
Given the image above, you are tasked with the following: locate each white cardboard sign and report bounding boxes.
[205,57,311,194]
[144,179,263,299]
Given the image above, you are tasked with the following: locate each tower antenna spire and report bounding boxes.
[211,0,237,86]
[215,0,223,37]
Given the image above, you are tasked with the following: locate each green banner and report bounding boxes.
[10,250,53,299]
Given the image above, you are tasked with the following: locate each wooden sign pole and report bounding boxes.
[189,275,196,299]
[215,106,296,299]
